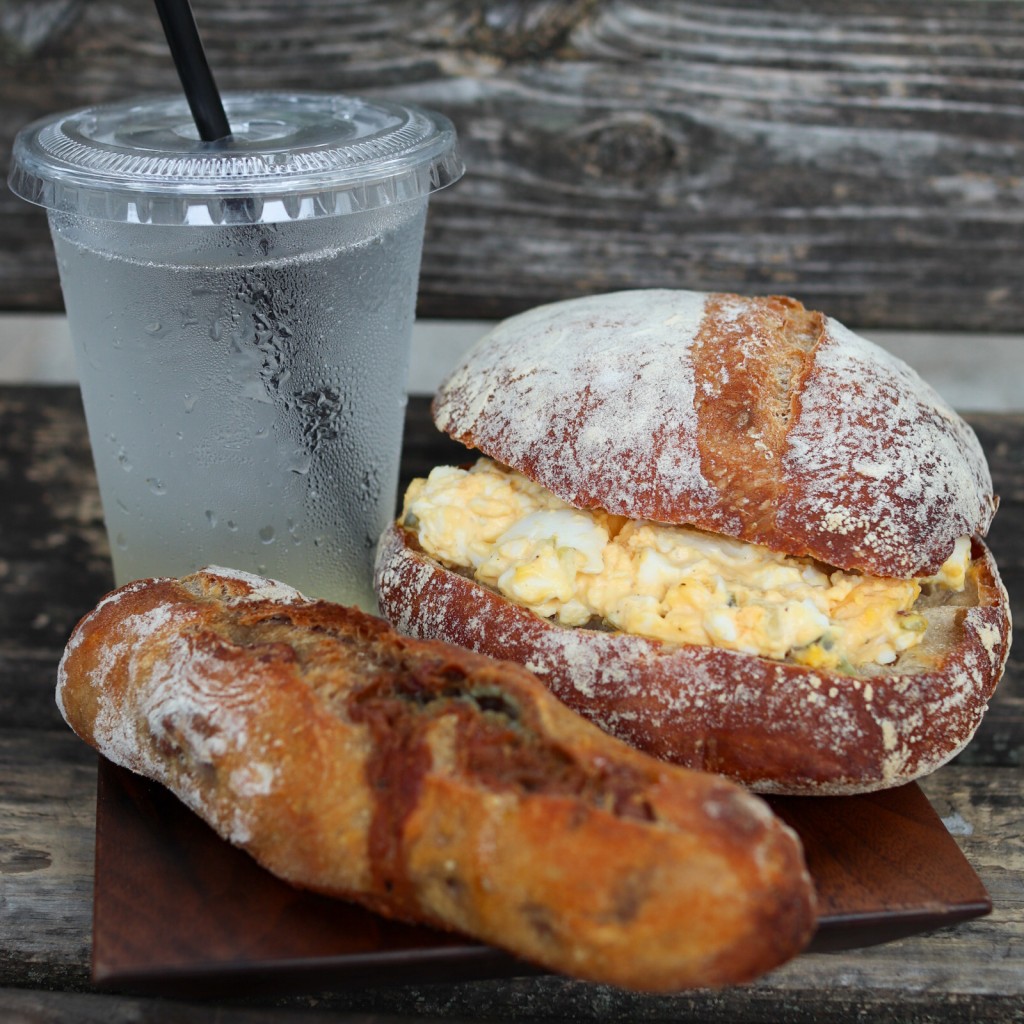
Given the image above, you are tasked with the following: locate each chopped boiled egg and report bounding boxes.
[401,459,971,672]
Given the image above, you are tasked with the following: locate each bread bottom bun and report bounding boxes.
[375,525,1011,795]
[57,568,815,991]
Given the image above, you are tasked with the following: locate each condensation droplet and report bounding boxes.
[205,510,217,527]
[288,449,312,475]
[259,526,275,544]
[227,520,238,531]
[147,478,167,495]
[183,393,198,413]
[115,533,128,550]
[360,466,381,504]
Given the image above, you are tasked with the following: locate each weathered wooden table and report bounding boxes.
[1,386,1021,1023]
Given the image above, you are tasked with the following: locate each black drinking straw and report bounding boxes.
[153,0,231,141]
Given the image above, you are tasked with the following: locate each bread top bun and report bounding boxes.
[433,290,996,580]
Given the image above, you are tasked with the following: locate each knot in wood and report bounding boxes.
[572,113,680,183]
[456,0,595,62]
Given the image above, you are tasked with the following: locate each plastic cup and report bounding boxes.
[9,92,463,610]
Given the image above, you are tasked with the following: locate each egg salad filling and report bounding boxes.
[401,459,971,672]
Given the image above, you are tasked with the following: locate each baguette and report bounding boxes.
[56,566,816,992]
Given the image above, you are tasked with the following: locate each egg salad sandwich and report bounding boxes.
[374,289,1011,795]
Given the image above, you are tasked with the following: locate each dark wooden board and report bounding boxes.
[768,788,991,951]
[3,2,1024,329]
[92,759,990,999]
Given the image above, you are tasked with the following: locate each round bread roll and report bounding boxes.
[375,290,1011,795]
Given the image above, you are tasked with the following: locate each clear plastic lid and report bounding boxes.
[8,92,463,225]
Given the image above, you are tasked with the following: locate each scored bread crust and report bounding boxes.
[432,289,996,579]
[56,567,816,992]
[375,525,1011,796]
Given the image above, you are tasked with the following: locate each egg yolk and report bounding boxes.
[401,459,970,671]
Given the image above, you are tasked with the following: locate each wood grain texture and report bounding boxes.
[0,731,94,992]
[0,988,444,1024]
[3,1,1024,328]
[962,414,1024,768]
[0,387,112,666]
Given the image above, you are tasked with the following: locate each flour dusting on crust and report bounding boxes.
[56,578,162,724]
[434,290,717,520]
[56,572,286,846]
[780,318,995,577]
[201,565,306,604]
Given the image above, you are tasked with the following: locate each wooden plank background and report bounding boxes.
[2,0,1024,329]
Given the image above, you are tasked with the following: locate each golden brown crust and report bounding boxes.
[375,525,1011,796]
[431,289,996,578]
[56,567,815,992]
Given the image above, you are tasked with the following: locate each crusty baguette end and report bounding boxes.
[57,567,816,992]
